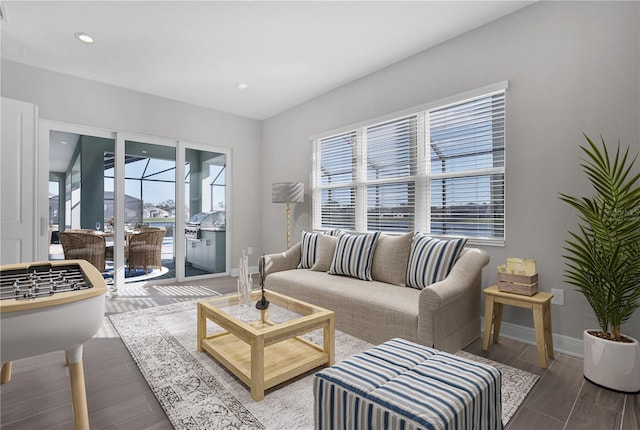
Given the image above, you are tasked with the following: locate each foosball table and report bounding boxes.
[0,260,108,430]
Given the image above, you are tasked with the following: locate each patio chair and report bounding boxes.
[58,232,106,273]
[126,229,166,273]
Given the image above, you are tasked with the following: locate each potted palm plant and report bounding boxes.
[559,134,640,393]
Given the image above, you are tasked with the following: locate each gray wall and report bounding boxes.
[1,59,264,269]
[261,1,640,342]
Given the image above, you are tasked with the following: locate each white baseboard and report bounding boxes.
[480,317,583,358]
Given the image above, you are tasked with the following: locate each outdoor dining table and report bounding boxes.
[92,230,141,259]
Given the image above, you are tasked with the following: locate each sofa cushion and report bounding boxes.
[297,231,318,269]
[406,233,467,289]
[371,232,413,286]
[329,232,381,281]
[265,270,420,345]
[311,233,338,272]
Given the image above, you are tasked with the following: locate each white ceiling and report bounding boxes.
[1,1,532,120]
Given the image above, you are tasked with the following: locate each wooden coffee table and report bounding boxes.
[197,289,335,401]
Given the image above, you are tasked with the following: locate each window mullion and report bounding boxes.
[355,128,367,231]
[415,112,428,233]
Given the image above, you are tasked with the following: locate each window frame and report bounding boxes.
[311,81,508,246]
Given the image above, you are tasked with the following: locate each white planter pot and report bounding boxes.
[583,330,640,393]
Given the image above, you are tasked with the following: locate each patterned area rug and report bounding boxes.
[109,300,539,429]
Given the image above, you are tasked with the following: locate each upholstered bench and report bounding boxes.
[314,338,503,430]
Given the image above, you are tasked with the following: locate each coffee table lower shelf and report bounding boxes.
[201,332,329,400]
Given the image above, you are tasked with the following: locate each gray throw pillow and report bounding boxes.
[311,234,339,272]
[371,232,413,286]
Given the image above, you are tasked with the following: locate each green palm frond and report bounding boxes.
[559,134,640,339]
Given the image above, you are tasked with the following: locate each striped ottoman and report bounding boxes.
[314,338,502,430]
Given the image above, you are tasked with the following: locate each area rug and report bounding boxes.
[109,300,539,429]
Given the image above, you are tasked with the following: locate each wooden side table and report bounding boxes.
[482,285,555,368]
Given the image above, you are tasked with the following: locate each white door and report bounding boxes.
[1,98,38,264]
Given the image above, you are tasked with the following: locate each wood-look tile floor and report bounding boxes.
[1,277,638,429]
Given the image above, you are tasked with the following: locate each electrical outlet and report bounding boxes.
[551,288,564,306]
[247,247,253,255]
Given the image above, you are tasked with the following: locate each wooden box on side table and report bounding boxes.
[497,272,538,296]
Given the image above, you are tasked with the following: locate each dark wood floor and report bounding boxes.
[1,277,638,429]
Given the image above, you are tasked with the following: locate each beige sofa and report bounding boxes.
[263,233,490,353]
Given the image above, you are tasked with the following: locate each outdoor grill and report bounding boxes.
[185,210,226,273]
[185,210,225,240]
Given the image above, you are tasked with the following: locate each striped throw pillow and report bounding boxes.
[406,233,467,289]
[328,232,381,281]
[297,231,318,269]
[324,228,342,236]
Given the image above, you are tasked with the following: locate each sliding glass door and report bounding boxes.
[123,140,176,277]
[184,148,226,277]
[48,131,115,259]
[45,123,229,284]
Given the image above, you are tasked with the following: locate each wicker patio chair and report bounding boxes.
[58,232,106,273]
[126,229,166,273]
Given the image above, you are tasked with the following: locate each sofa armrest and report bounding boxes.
[417,247,490,351]
[263,242,302,277]
[419,248,490,310]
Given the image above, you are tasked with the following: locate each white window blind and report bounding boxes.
[312,86,506,243]
[428,92,505,240]
[318,132,357,229]
[366,116,418,232]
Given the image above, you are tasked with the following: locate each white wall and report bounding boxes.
[1,59,264,270]
[262,1,640,342]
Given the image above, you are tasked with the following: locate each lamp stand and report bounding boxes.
[285,202,291,249]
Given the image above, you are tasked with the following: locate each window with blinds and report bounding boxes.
[312,86,506,243]
[428,92,505,240]
[366,116,418,232]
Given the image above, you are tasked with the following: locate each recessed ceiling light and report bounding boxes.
[60,141,68,145]
[236,82,249,90]
[74,32,94,44]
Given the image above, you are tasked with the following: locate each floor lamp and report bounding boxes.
[272,182,304,248]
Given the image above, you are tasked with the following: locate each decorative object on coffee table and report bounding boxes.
[237,249,251,306]
[255,254,269,310]
[272,182,304,248]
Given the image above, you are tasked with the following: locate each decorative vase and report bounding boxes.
[237,250,252,306]
[237,279,251,307]
[583,330,640,393]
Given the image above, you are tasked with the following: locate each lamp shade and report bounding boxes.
[272,182,304,203]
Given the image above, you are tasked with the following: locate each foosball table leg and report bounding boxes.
[67,347,90,430]
[1,361,12,384]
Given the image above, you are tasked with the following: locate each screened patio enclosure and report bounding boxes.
[49,131,228,281]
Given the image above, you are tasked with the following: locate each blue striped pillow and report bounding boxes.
[328,232,381,281]
[406,233,467,289]
[324,228,342,236]
[298,231,318,269]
